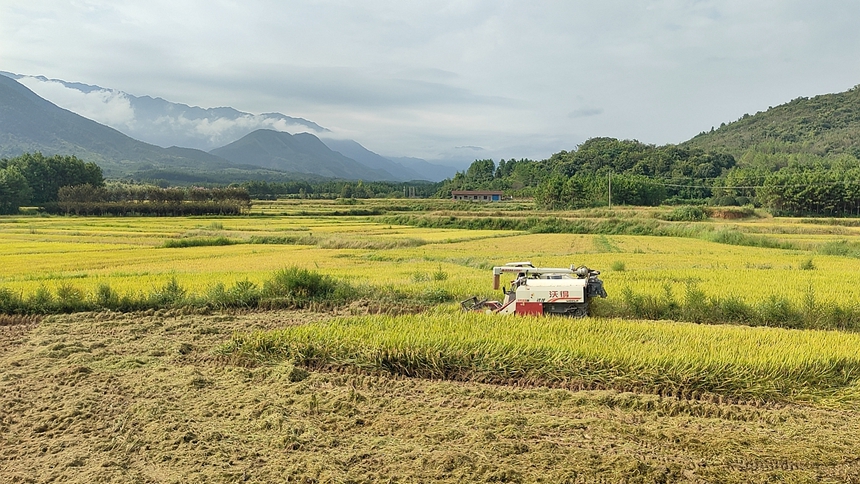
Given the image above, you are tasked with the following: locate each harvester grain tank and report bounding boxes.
[461,262,607,317]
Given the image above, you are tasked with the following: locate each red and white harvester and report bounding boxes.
[461,262,607,317]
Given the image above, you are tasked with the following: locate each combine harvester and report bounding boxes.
[461,262,607,317]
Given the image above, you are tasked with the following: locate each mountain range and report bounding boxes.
[4,70,860,184]
[0,72,456,182]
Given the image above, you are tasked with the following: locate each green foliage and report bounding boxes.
[0,165,32,214]
[534,172,667,209]
[686,86,860,160]
[432,265,449,281]
[55,283,87,312]
[162,237,238,248]
[609,283,852,331]
[263,267,347,304]
[755,167,860,217]
[95,283,119,310]
[0,287,24,314]
[818,240,860,258]
[657,206,709,221]
[242,179,441,200]
[702,229,794,249]
[207,280,261,309]
[0,152,103,207]
[436,141,731,205]
[376,214,797,250]
[54,183,251,216]
[150,277,187,307]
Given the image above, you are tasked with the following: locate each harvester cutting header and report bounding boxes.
[462,262,607,317]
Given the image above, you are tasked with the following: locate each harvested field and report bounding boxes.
[2,310,860,483]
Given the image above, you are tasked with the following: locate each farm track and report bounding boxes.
[2,310,860,483]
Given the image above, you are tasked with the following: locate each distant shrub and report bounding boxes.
[207,280,261,309]
[263,267,353,306]
[150,277,187,307]
[55,282,88,312]
[657,206,709,222]
[421,286,453,303]
[163,236,238,248]
[248,235,319,245]
[818,240,860,258]
[432,266,449,281]
[703,229,794,250]
[95,283,119,310]
[0,288,24,314]
[28,286,55,313]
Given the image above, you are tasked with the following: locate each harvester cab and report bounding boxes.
[462,261,607,317]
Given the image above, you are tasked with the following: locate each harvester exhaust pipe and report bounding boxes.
[493,274,500,290]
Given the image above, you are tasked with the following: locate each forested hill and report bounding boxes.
[684,84,860,163]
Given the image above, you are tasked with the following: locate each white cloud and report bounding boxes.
[17,76,136,128]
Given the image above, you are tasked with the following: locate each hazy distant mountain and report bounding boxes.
[1,71,327,151]
[0,75,328,183]
[321,138,429,181]
[0,73,232,175]
[211,129,397,181]
[387,156,458,181]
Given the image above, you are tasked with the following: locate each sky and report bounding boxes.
[3,1,860,165]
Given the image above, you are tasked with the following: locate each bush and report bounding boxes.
[163,236,238,248]
[150,277,187,307]
[95,283,119,310]
[0,288,24,314]
[610,260,626,272]
[658,205,709,222]
[28,286,55,313]
[207,280,261,309]
[56,282,88,312]
[263,267,352,305]
[432,266,449,281]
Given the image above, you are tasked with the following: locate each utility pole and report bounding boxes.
[608,170,612,210]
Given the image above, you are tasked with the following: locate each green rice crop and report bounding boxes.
[224,309,860,403]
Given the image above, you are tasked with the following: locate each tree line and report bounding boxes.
[438,137,860,216]
[241,180,440,199]
[7,144,860,217]
[437,138,736,208]
[0,153,103,214]
[51,184,251,216]
[0,153,251,216]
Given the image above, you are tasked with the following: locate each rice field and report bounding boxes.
[6,202,860,481]
[224,309,860,403]
[3,207,860,316]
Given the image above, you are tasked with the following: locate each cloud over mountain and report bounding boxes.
[3,73,327,151]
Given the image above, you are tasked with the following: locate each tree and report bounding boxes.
[465,159,496,185]
[3,153,103,205]
[0,166,32,214]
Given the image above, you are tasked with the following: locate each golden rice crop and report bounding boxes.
[224,308,860,403]
[4,211,860,326]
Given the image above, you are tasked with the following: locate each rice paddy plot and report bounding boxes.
[225,308,860,404]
